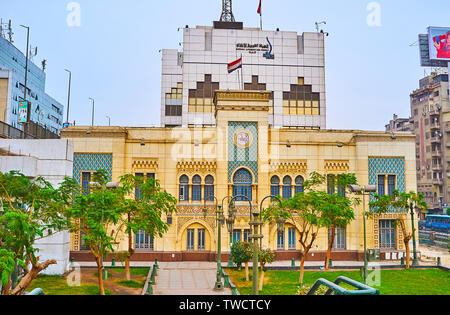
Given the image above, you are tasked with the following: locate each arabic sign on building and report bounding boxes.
[236,38,274,60]
[236,43,269,54]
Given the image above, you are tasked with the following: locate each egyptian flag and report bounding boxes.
[228,57,242,74]
[257,0,262,15]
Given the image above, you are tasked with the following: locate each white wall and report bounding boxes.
[0,139,74,275]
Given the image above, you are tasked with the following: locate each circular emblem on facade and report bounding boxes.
[235,130,252,149]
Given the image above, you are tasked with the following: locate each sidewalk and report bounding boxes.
[76,260,439,269]
[153,262,232,295]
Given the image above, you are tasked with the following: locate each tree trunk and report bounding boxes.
[10,259,56,295]
[3,279,10,296]
[245,262,249,282]
[126,229,134,281]
[91,248,105,296]
[259,267,265,291]
[325,226,336,270]
[404,241,411,270]
[299,249,309,285]
[97,262,105,296]
[125,216,133,281]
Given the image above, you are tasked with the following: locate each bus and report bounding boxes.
[420,215,450,233]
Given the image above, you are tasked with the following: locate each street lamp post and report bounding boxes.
[226,200,236,267]
[349,185,376,285]
[410,202,419,266]
[203,196,225,291]
[228,195,283,295]
[20,25,30,138]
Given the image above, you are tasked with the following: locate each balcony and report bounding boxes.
[432,178,444,185]
[430,136,442,144]
[430,122,441,131]
[431,150,442,158]
[429,109,440,117]
[432,164,443,172]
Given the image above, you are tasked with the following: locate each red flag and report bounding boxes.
[228,57,242,74]
[257,0,262,15]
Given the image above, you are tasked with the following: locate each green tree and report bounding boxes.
[263,172,327,284]
[258,248,275,291]
[67,170,123,295]
[117,174,177,280]
[231,242,250,269]
[0,171,77,295]
[322,173,358,270]
[369,190,427,269]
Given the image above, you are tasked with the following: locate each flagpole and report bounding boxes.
[237,53,241,90]
[259,0,263,30]
[240,54,244,90]
[260,12,262,31]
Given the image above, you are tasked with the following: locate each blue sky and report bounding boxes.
[1,0,449,130]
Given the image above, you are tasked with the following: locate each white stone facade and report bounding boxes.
[0,139,74,275]
[161,25,326,129]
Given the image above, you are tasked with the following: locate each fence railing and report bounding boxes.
[0,120,59,140]
[419,230,449,248]
[307,276,380,296]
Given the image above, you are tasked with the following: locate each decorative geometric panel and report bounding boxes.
[73,153,113,184]
[228,122,258,183]
[369,157,406,213]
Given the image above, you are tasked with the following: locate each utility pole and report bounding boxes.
[20,25,30,138]
[65,69,72,125]
[89,98,95,127]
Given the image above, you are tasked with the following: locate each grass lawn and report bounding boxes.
[27,275,114,295]
[115,280,146,288]
[26,267,150,295]
[227,268,450,295]
[106,267,150,277]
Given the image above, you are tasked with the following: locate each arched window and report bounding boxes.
[295,176,304,194]
[233,169,253,201]
[282,176,292,199]
[205,175,215,201]
[179,175,189,201]
[192,175,202,201]
[270,175,280,197]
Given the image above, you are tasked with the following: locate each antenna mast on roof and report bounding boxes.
[0,19,14,43]
[220,0,235,22]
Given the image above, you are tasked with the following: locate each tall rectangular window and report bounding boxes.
[233,230,242,243]
[329,227,346,250]
[135,173,144,199]
[233,185,252,202]
[277,231,285,250]
[288,227,296,250]
[192,185,201,202]
[379,220,396,250]
[82,172,91,195]
[327,175,336,195]
[243,229,250,242]
[198,229,206,251]
[388,175,396,197]
[187,229,195,251]
[205,185,214,201]
[378,175,386,196]
[271,185,280,197]
[282,186,292,199]
[179,185,189,201]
